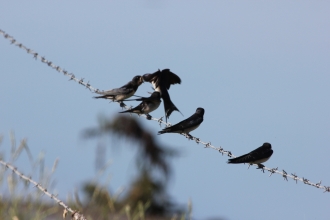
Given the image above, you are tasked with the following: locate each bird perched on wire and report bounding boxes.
[119,91,161,120]
[142,69,182,121]
[158,107,204,137]
[94,75,143,107]
[227,142,273,169]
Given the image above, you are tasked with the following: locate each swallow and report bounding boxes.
[227,142,273,169]
[158,107,204,136]
[94,75,143,106]
[119,92,161,119]
[142,69,181,121]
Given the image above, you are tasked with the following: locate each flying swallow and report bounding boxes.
[142,69,181,121]
[227,142,273,168]
[158,107,204,136]
[119,92,161,119]
[94,75,143,106]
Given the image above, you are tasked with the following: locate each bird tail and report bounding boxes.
[227,155,247,164]
[94,95,116,102]
[118,109,131,113]
[164,99,182,119]
[161,90,182,121]
[157,130,166,135]
[93,95,115,100]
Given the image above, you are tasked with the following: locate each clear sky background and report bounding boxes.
[1,1,330,219]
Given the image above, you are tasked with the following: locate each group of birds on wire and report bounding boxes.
[94,69,273,169]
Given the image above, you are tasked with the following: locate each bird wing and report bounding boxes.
[138,95,158,102]
[160,69,181,90]
[167,114,202,132]
[145,70,181,90]
[119,102,144,113]
[98,87,134,96]
[228,148,273,163]
[166,74,181,90]
[228,153,254,163]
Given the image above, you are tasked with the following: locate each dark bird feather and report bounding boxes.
[227,143,273,166]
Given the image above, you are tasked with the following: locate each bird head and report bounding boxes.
[132,75,144,86]
[262,142,272,149]
[142,73,152,82]
[196,107,205,116]
[150,91,161,99]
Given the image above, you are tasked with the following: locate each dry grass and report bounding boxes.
[0,133,190,220]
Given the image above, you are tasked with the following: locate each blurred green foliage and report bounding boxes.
[0,116,189,219]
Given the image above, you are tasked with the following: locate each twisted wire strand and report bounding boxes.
[0,29,100,94]
[1,29,329,193]
[0,160,87,220]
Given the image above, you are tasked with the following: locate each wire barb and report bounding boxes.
[218,147,224,155]
[323,187,330,193]
[268,167,278,177]
[291,173,298,184]
[303,178,310,185]
[282,170,288,181]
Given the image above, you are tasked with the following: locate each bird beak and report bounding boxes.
[139,76,144,84]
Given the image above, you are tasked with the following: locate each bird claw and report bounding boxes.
[157,116,164,127]
[119,102,126,108]
[256,164,265,173]
[146,114,152,120]
[186,133,193,140]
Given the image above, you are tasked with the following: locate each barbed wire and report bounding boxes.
[151,119,330,193]
[0,160,87,220]
[1,29,329,193]
[0,29,100,94]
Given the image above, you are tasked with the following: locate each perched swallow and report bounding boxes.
[227,142,273,168]
[158,107,204,136]
[142,69,181,121]
[94,75,143,106]
[119,92,161,119]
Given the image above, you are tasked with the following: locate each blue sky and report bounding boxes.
[1,1,330,219]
